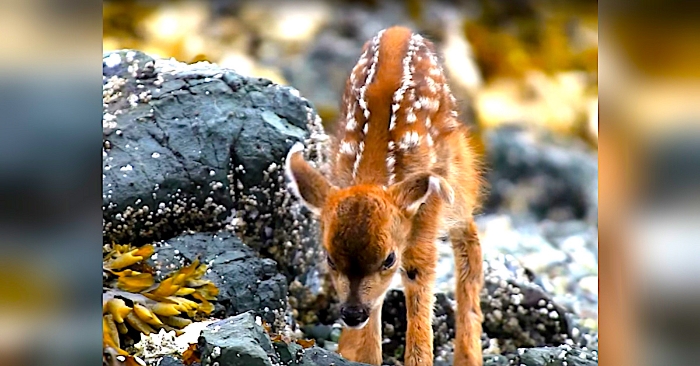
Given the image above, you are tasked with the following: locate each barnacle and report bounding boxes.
[102,243,218,355]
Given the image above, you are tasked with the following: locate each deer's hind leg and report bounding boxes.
[449,219,484,366]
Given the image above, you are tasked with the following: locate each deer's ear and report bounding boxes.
[285,142,333,215]
[389,173,454,217]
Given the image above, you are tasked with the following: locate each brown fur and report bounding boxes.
[286,26,484,366]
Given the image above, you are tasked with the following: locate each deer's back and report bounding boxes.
[329,26,480,223]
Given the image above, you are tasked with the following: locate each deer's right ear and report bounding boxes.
[285,142,333,215]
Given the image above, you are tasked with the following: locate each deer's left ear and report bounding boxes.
[388,173,454,217]
[285,142,335,215]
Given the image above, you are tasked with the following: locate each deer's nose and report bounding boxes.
[340,304,369,328]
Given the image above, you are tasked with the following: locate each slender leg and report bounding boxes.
[449,219,484,366]
[401,198,441,366]
[337,306,383,365]
[401,241,437,366]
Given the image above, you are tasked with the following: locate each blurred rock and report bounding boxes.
[480,255,576,353]
[152,231,289,329]
[513,345,599,366]
[477,214,598,323]
[102,50,332,301]
[482,125,598,224]
[239,1,332,46]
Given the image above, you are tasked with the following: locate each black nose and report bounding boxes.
[340,305,369,327]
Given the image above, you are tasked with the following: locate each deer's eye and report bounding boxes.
[327,254,337,270]
[382,252,396,270]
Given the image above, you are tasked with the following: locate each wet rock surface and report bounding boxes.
[198,312,371,366]
[151,231,289,328]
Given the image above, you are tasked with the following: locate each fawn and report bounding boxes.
[285,26,484,366]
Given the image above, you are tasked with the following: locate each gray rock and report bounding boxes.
[198,312,371,366]
[475,214,598,328]
[482,125,598,224]
[152,231,289,329]
[156,356,186,366]
[200,312,277,366]
[480,255,575,353]
[483,354,509,366]
[513,345,598,366]
[274,342,372,366]
[102,50,333,302]
[379,290,456,363]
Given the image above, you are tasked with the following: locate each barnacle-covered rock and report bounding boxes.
[480,254,599,354]
[151,231,290,329]
[102,49,333,320]
[511,345,599,366]
[102,242,218,355]
[379,290,456,363]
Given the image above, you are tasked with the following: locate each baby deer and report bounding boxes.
[285,26,484,366]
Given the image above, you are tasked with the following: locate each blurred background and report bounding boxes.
[103,0,599,146]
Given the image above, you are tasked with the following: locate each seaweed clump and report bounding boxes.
[102,243,218,356]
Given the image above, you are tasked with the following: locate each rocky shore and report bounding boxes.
[102,49,597,366]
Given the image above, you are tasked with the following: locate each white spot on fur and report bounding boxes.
[425,77,438,94]
[358,29,385,127]
[390,34,419,131]
[358,98,369,118]
[340,141,355,155]
[406,112,417,123]
[351,30,385,179]
[386,155,395,171]
[419,96,439,112]
[346,117,357,131]
[399,131,421,151]
[387,140,396,185]
[352,141,365,178]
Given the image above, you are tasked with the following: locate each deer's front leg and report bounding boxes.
[401,224,439,366]
[449,219,484,366]
[337,306,383,365]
